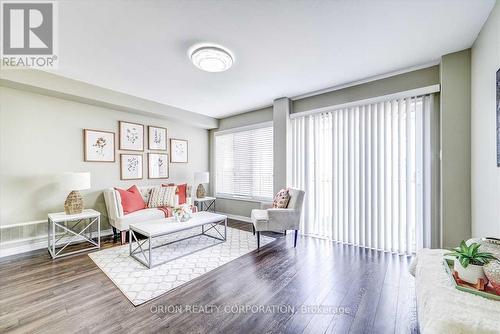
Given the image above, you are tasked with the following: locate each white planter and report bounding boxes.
[454,260,488,285]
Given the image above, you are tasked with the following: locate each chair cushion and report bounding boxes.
[114,208,165,231]
[148,185,176,208]
[272,188,290,208]
[114,185,146,214]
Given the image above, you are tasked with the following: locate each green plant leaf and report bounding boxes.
[460,257,470,268]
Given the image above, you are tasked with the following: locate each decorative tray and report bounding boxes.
[443,258,500,301]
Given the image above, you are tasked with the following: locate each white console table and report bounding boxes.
[48,209,100,259]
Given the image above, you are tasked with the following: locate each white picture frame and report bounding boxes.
[119,121,144,151]
[148,153,169,179]
[148,126,167,151]
[83,129,115,162]
[120,154,143,180]
[170,138,188,163]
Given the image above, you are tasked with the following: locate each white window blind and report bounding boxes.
[291,95,433,254]
[215,125,273,201]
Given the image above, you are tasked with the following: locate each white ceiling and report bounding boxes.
[51,0,495,118]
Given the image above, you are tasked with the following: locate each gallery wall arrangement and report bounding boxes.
[83,121,188,180]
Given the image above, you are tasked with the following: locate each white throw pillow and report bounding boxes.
[148,186,176,208]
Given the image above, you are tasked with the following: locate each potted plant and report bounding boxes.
[446,240,498,285]
[172,205,192,222]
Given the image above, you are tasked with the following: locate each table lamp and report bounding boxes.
[194,172,209,198]
[62,172,91,214]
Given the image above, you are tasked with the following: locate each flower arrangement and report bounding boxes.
[172,205,192,222]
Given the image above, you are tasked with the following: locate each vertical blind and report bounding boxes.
[215,125,274,200]
[291,95,432,254]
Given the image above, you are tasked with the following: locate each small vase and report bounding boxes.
[454,260,488,285]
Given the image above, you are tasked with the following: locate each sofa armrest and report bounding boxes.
[103,188,124,225]
[260,202,273,210]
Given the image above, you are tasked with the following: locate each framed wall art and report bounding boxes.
[170,138,188,163]
[148,153,169,179]
[83,129,115,162]
[148,126,167,151]
[120,154,143,180]
[119,121,144,151]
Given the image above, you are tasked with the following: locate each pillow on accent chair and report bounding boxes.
[272,188,290,208]
[149,185,176,208]
[114,185,146,214]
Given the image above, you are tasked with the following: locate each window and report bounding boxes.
[291,95,434,254]
[215,124,273,201]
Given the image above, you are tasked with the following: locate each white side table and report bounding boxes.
[48,209,100,259]
[193,197,216,213]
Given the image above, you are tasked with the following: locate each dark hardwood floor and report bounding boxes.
[0,220,418,334]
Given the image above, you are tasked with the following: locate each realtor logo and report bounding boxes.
[1,1,58,68]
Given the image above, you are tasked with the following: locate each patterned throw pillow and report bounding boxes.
[272,188,290,208]
[148,186,176,208]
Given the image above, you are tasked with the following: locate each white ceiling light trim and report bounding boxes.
[189,43,234,72]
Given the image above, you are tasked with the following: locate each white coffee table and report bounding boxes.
[129,211,227,268]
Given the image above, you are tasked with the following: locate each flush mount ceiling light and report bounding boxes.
[189,44,234,72]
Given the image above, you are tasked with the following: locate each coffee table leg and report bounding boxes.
[148,236,152,269]
[224,218,227,240]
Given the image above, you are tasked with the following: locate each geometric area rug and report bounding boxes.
[88,226,275,306]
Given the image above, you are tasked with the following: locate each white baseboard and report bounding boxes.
[215,212,252,223]
[0,229,114,258]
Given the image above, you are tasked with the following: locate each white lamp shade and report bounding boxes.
[194,172,209,184]
[62,172,91,191]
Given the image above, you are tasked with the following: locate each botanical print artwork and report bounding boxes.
[148,153,169,179]
[170,139,188,163]
[148,126,167,151]
[119,121,144,151]
[84,129,115,162]
[121,154,143,180]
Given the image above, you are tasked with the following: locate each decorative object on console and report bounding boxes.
[170,138,188,163]
[148,185,177,208]
[272,188,290,208]
[148,126,167,151]
[120,154,143,180]
[61,172,91,215]
[445,240,498,286]
[114,185,146,214]
[83,129,115,162]
[479,238,500,295]
[119,121,144,151]
[148,153,169,179]
[194,172,209,198]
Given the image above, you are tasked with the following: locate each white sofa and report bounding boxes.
[103,185,191,243]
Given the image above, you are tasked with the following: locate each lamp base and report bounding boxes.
[196,184,206,198]
[64,190,84,215]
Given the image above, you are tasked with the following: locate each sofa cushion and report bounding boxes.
[114,208,165,231]
[148,185,176,208]
[114,185,146,214]
[176,183,188,204]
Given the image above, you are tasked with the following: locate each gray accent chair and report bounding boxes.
[251,188,305,249]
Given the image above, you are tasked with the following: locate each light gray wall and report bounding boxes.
[471,1,500,239]
[292,65,440,114]
[440,49,472,248]
[0,87,209,243]
[209,106,273,218]
[272,98,291,193]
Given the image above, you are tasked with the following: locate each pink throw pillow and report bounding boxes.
[115,185,146,214]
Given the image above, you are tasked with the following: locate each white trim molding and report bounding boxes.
[213,121,273,136]
[215,212,252,223]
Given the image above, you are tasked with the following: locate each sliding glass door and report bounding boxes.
[291,95,436,254]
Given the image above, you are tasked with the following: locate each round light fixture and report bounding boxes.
[189,44,234,72]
